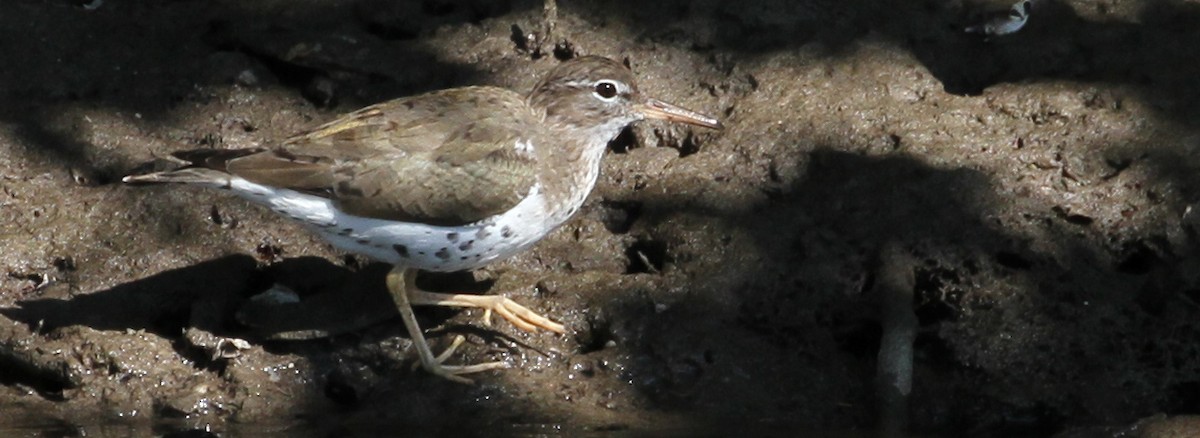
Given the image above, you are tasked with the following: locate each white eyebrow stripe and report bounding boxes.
[567,79,630,92]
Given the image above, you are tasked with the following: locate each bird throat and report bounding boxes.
[536,128,612,226]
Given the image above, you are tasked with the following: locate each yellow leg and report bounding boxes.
[386,266,509,384]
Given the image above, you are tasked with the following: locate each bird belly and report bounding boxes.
[226,177,565,272]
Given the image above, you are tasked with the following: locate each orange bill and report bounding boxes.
[638,98,723,130]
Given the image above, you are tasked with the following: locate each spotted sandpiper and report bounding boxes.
[124,56,722,383]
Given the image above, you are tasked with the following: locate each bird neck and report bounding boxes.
[535,127,611,214]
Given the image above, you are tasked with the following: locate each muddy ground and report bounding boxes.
[2,0,1200,436]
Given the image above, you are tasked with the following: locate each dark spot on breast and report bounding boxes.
[460,256,469,260]
[476,227,492,240]
[356,238,369,244]
[501,226,513,238]
[393,244,409,257]
[447,232,459,242]
[338,228,353,236]
[458,240,474,251]
[435,248,451,260]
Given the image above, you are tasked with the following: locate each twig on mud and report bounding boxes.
[874,242,917,438]
[636,250,660,274]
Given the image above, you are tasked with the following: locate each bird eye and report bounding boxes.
[593,81,619,100]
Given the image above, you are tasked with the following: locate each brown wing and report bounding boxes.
[226,87,540,226]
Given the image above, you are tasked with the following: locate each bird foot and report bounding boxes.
[411,335,510,384]
[387,267,562,383]
[417,338,510,384]
[410,290,566,334]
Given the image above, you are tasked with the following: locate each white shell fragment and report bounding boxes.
[965,0,1033,37]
